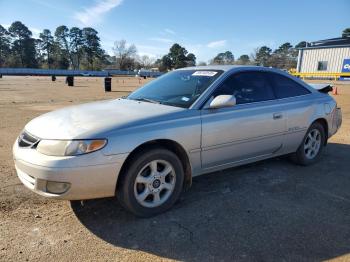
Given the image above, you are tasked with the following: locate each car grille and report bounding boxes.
[18,131,40,148]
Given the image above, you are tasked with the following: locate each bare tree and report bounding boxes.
[112,40,137,70]
[137,55,155,69]
[250,48,259,65]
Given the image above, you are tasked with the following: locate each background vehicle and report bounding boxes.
[13,66,342,217]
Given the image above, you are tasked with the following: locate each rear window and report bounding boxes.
[267,73,310,99]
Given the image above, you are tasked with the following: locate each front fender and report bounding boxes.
[101,112,202,156]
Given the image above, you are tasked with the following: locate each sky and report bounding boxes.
[0,0,349,62]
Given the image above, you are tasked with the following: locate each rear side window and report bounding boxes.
[268,73,310,99]
[213,72,275,104]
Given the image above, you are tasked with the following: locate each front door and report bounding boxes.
[200,71,286,169]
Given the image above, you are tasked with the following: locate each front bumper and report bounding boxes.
[13,141,128,200]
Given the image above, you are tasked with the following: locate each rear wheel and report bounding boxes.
[291,122,325,166]
[117,148,184,217]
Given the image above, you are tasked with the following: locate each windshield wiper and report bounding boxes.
[133,98,161,104]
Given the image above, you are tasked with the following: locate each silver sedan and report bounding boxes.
[13,65,342,217]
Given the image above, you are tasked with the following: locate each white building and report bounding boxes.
[297,37,350,74]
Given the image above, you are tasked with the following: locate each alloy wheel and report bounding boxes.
[134,160,176,208]
[304,129,321,160]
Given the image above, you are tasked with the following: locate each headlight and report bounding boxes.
[36,139,107,156]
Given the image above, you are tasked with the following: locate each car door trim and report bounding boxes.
[200,152,275,173]
[201,131,286,152]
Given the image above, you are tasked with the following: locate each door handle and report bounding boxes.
[273,113,283,120]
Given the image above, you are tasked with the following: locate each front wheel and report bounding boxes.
[291,122,325,166]
[117,148,184,217]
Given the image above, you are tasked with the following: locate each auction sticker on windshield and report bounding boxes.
[192,71,217,77]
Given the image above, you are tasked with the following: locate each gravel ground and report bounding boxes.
[1,76,350,262]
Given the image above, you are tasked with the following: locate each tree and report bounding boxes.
[156,55,172,72]
[69,27,84,69]
[157,43,196,71]
[8,21,37,67]
[211,51,234,65]
[55,25,73,68]
[275,42,298,69]
[81,27,103,70]
[168,43,188,68]
[289,41,309,65]
[50,41,69,69]
[1,21,107,69]
[8,21,32,40]
[237,54,250,65]
[52,42,69,69]
[295,41,308,49]
[197,61,207,66]
[102,54,114,68]
[113,39,137,70]
[186,53,196,67]
[0,25,11,67]
[270,42,293,68]
[39,29,54,68]
[137,55,155,69]
[255,46,272,66]
[342,28,350,38]
[275,42,293,55]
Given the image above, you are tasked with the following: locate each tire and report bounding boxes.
[117,148,184,217]
[291,122,326,166]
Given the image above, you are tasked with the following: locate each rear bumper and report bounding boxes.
[335,107,342,130]
[329,107,342,137]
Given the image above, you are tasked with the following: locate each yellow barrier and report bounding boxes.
[291,72,350,81]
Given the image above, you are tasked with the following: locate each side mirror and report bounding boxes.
[209,95,236,109]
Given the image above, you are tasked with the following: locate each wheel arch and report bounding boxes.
[116,139,193,192]
[312,118,329,145]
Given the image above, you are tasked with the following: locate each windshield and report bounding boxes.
[128,70,223,108]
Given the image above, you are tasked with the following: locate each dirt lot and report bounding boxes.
[1,76,350,261]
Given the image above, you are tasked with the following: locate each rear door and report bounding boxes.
[200,71,287,169]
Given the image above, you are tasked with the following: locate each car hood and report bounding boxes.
[24,98,185,139]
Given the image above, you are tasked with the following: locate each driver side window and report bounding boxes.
[213,71,275,104]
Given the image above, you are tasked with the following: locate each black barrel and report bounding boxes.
[104,77,112,92]
[52,75,56,81]
[66,76,74,86]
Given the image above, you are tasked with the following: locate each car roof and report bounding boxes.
[175,65,315,94]
[176,65,299,78]
[177,65,261,72]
